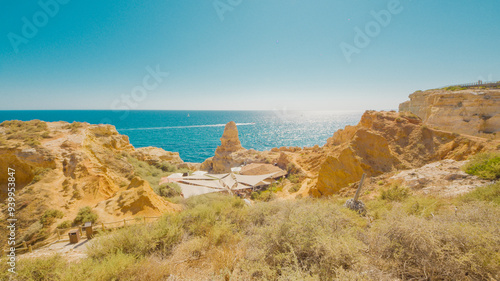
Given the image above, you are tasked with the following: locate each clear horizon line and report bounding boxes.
[0,108,393,112]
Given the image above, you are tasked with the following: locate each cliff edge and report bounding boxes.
[0,120,182,248]
[399,89,500,137]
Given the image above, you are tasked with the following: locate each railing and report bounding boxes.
[2,216,161,256]
[442,80,500,89]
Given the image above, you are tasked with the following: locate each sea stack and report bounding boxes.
[217,121,244,153]
[201,121,246,173]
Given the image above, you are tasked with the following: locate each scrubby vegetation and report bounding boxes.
[0,120,49,146]
[65,122,85,133]
[463,152,500,180]
[73,206,98,226]
[5,188,500,280]
[57,220,73,229]
[289,183,301,193]
[30,167,53,185]
[380,183,410,202]
[40,209,64,226]
[158,182,182,198]
[460,181,500,205]
[126,156,189,195]
[250,181,283,201]
[444,85,467,91]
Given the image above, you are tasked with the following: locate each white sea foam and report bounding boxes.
[118,123,255,131]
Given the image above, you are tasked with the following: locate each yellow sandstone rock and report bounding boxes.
[399,89,500,137]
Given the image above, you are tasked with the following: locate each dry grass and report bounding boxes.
[0,120,49,146]
[7,188,500,280]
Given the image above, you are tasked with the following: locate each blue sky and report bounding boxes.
[1,0,499,110]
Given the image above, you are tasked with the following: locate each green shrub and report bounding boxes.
[251,190,275,202]
[13,192,500,281]
[65,122,84,133]
[287,173,300,183]
[40,209,64,226]
[158,182,182,197]
[403,196,442,218]
[289,183,301,193]
[444,86,467,91]
[22,221,44,242]
[73,206,98,225]
[158,161,177,172]
[41,131,51,138]
[463,152,500,180]
[15,254,66,280]
[380,184,410,201]
[1,120,49,147]
[57,220,72,229]
[243,199,367,279]
[126,156,186,192]
[268,182,282,193]
[460,181,500,205]
[87,217,183,259]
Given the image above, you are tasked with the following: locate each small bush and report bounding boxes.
[22,221,44,242]
[1,120,49,147]
[380,184,410,202]
[127,156,180,191]
[41,131,51,138]
[65,122,84,133]
[158,161,177,172]
[73,206,98,225]
[289,183,301,193]
[286,162,301,174]
[268,182,282,193]
[287,174,300,184]
[15,254,66,280]
[251,190,275,202]
[57,220,72,229]
[87,218,183,259]
[444,86,467,91]
[463,152,500,180]
[158,182,182,197]
[244,199,367,280]
[368,203,500,280]
[40,209,64,226]
[460,181,500,205]
[403,196,442,218]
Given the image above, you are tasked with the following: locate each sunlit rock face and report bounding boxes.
[311,111,490,197]
[399,89,500,137]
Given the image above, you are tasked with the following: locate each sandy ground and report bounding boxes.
[19,239,90,261]
[390,159,493,197]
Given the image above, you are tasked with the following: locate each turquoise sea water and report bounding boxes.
[0,111,363,163]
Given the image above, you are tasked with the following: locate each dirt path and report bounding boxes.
[19,239,90,262]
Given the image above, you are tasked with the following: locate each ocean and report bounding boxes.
[0,110,363,163]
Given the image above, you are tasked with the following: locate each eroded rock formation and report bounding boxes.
[0,121,182,247]
[201,121,248,173]
[310,111,493,197]
[399,89,500,137]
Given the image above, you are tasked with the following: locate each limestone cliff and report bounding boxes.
[310,111,495,197]
[202,121,249,173]
[0,120,182,247]
[399,89,500,137]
